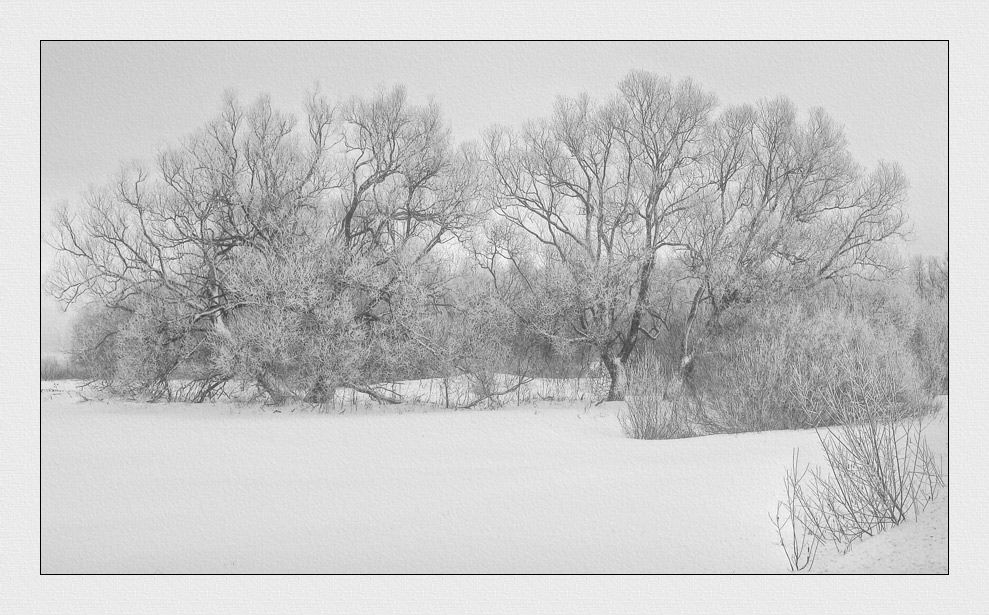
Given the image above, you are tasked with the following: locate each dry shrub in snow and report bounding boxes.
[690,301,932,433]
[775,390,944,566]
[909,298,948,396]
[800,419,943,548]
[620,354,694,440]
[425,287,536,409]
[848,275,948,397]
[772,450,820,572]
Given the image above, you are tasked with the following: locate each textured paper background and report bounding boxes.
[4,2,983,613]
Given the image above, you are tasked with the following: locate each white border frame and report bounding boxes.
[4,2,982,613]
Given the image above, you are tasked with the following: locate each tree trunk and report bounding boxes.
[677,285,707,382]
[602,354,628,401]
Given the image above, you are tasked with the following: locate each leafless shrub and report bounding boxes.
[690,301,932,433]
[771,450,820,572]
[776,381,944,558]
[424,286,538,409]
[797,419,943,549]
[620,354,694,439]
[909,298,948,396]
[842,274,947,397]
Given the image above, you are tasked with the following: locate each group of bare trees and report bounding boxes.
[47,71,916,404]
[49,87,482,402]
[479,71,908,399]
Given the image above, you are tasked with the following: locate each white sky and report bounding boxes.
[40,41,948,352]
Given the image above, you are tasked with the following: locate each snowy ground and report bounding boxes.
[40,382,947,573]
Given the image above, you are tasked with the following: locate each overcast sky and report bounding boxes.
[40,41,948,352]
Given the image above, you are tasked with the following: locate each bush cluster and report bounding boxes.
[621,259,946,444]
[685,300,932,433]
[620,352,694,440]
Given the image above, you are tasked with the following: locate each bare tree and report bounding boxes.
[48,93,338,399]
[676,97,910,370]
[47,87,484,402]
[297,86,485,401]
[481,71,716,400]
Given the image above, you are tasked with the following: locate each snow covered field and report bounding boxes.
[40,382,948,573]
